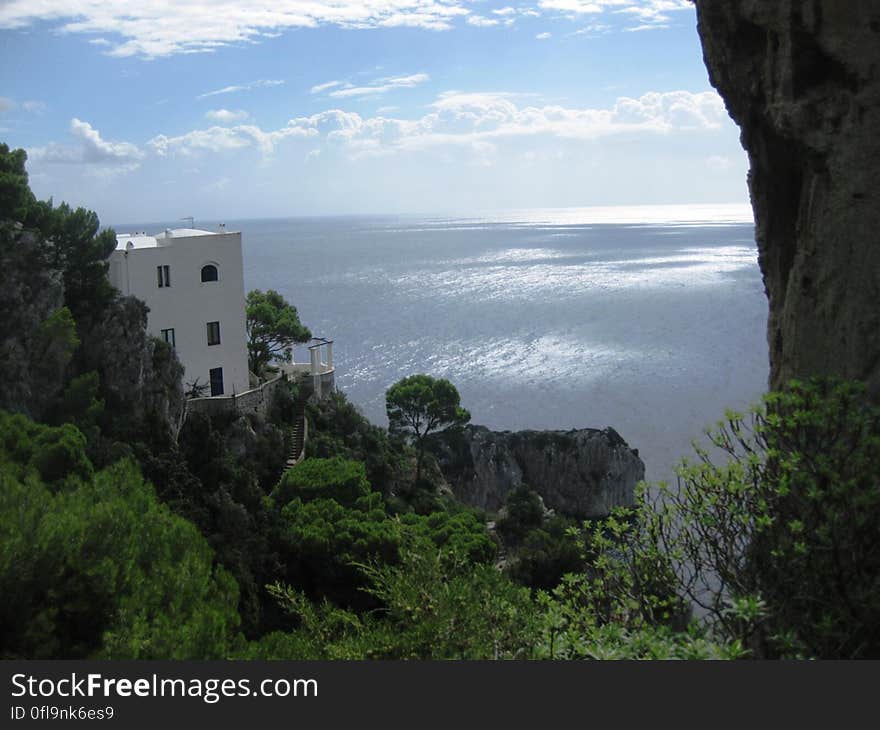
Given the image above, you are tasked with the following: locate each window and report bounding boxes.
[209,367,224,396]
[160,328,175,349]
[157,265,171,288]
[207,321,221,346]
[201,264,219,282]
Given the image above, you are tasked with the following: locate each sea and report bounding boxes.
[114,203,769,485]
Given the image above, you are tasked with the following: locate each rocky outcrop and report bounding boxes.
[694,1,880,400]
[427,425,644,519]
[77,295,186,442]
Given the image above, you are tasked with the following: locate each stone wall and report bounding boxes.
[186,371,288,419]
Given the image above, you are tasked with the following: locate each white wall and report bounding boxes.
[109,231,250,396]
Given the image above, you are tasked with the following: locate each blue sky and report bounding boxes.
[0,1,749,222]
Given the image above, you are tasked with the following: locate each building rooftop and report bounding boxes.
[114,226,234,250]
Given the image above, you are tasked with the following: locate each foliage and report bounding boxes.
[496,485,545,545]
[173,410,286,635]
[534,588,745,660]
[386,374,470,482]
[0,143,34,223]
[0,412,241,659]
[245,289,311,376]
[256,539,539,659]
[278,493,402,609]
[272,457,370,509]
[505,515,584,591]
[631,378,880,658]
[305,391,407,496]
[399,508,496,564]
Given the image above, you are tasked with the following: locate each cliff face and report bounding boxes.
[694,1,880,399]
[428,425,644,519]
[77,296,186,442]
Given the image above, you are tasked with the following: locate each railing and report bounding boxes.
[283,338,335,399]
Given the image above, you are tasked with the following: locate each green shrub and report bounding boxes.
[0,412,242,659]
[278,493,401,608]
[632,378,880,658]
[273,457,371,508]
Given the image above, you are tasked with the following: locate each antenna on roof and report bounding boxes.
[180,216,194,228]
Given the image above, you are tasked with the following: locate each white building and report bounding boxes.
[108,226,250,397]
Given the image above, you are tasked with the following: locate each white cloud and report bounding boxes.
[147,88,725,167]
[197,79,284,100]
[625,23,669,32]
[492,7,518,15]
[536,32,552,39]
[572,23,611,35]
[539,0,691,27]
[205,108,250,123]
[467,15,499,27]
[310,80,342,94]
[29,118,144,166]
[22,100,47,114]
[539,0,607,13]
[148,120,317,157]
[327,73,430,98]
[0,1,472,58]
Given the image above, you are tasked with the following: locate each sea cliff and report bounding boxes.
[427,424,644,519]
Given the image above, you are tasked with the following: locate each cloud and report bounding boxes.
[148,120,318,157]
[466,15,499,27]
[327,73,430,99]
[536,32,552,39]
[22,100,47,114]
[625,23,669,32]
[147,88,726,166]
[0,1,472,58]
[310,80,342,94]
[539,0,691,28]
[205,108,250,123]
[0,97,15,113]
[197,79,285,100]
[29,118,144,167]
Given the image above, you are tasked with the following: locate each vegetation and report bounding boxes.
[386,374,470,482]
[0,413,241,659]
[246,289,312,377]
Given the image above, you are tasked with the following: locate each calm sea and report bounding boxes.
[114,204,769,484]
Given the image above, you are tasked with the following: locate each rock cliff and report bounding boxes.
[694,1,880,400]
[427,425,644,519]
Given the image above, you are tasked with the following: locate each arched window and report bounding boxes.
[201,264,219,282]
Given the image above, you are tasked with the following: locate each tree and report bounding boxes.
[0,412,242,659]
[245,289,312,377]
[385,374,470,482]
[625,378,880,658]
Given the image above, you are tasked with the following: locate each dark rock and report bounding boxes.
[77,295,185,442]
[695,0,880,400]
[427,424,644,519]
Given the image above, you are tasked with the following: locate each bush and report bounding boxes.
[278,493,401,608]
[272,457,371,509]
[0,412,242,659]
[633,378,880,658]
[495,485,544,545]
[400,508,496,564]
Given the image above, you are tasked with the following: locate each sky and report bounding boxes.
[0,0,750,222]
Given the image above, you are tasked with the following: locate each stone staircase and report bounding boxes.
[284,395,308,471]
